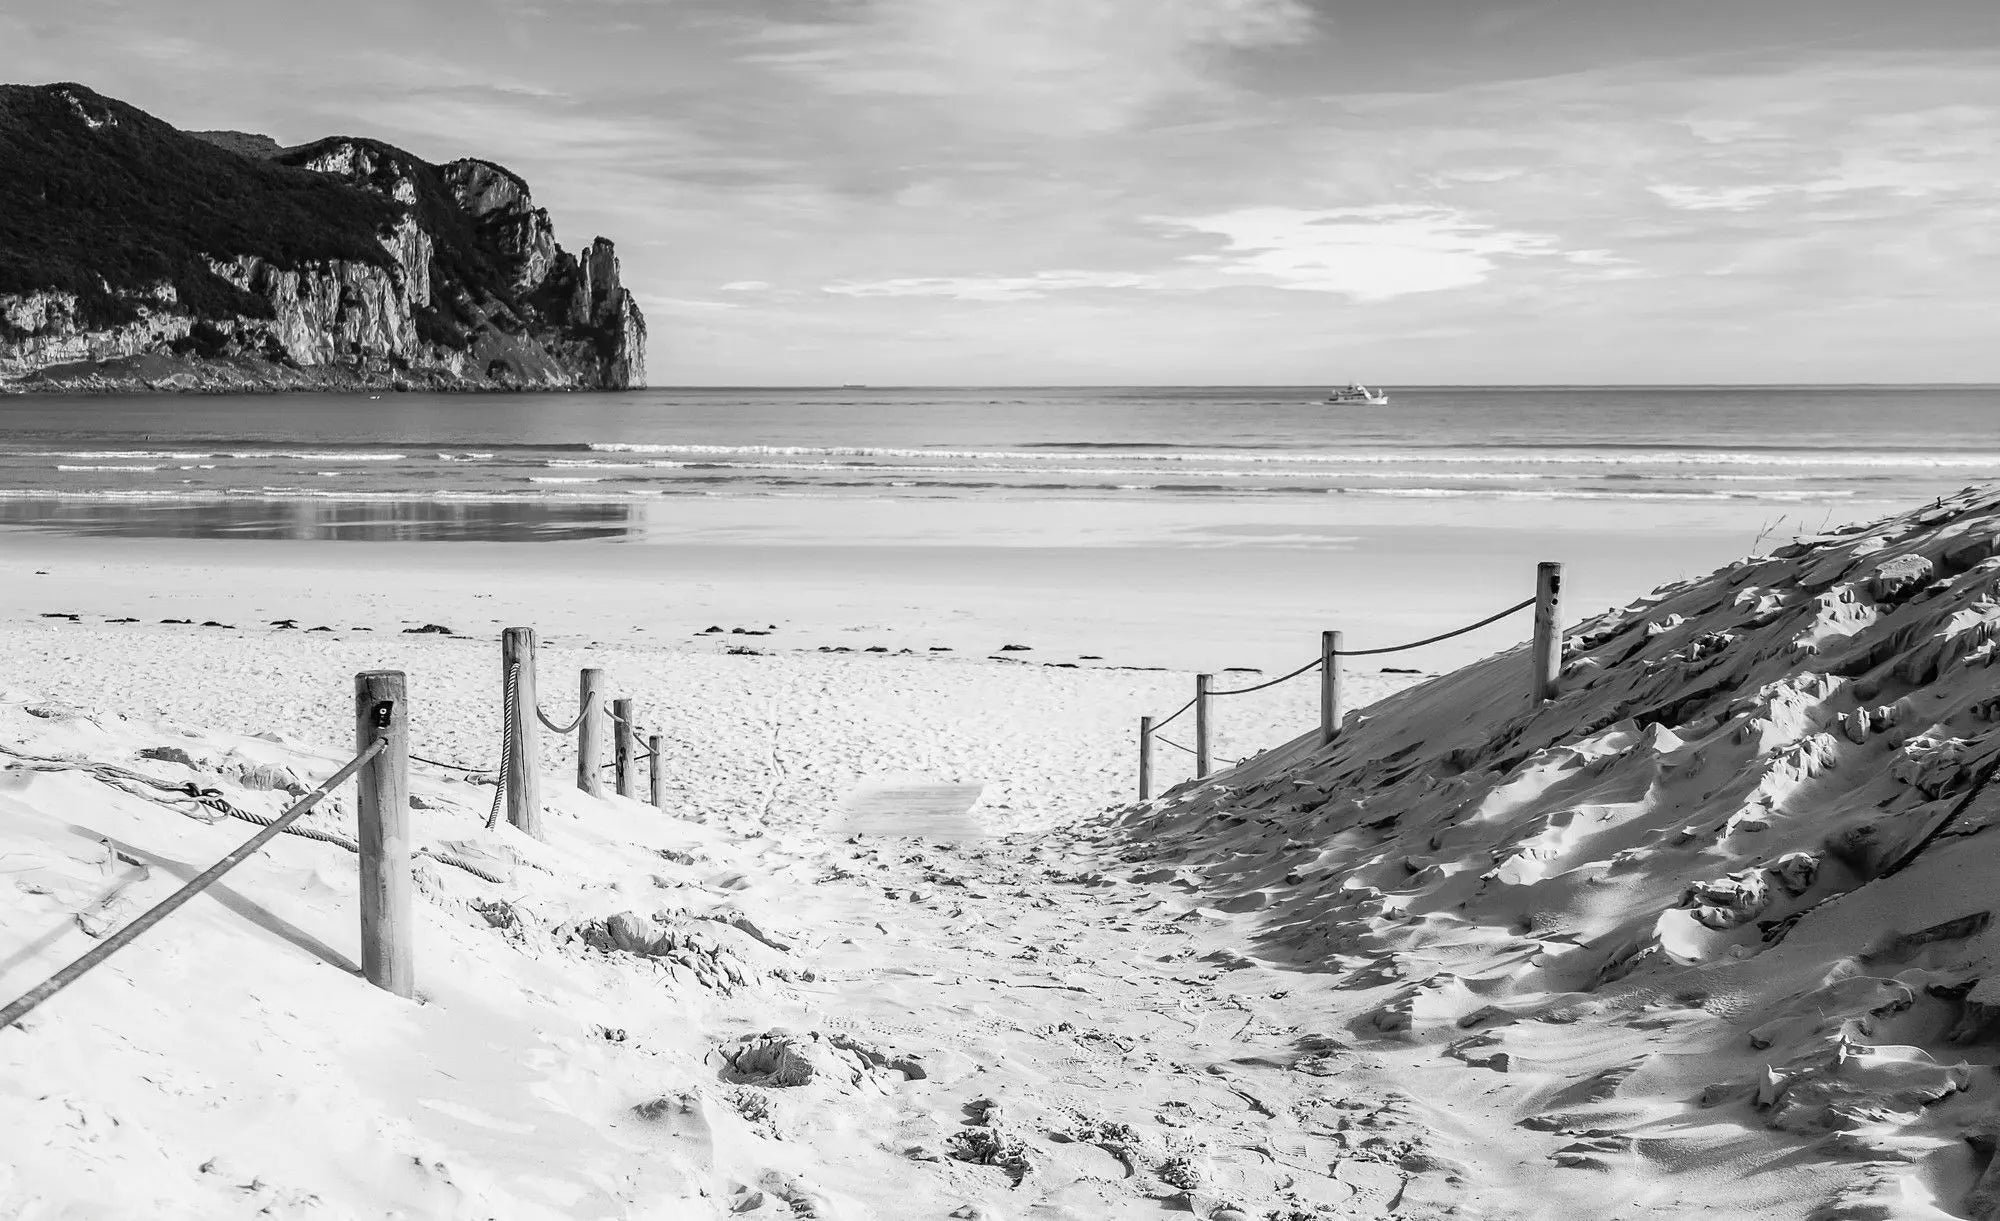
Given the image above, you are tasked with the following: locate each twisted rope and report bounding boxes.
[0,745,513,884]
[180,782,508,881]
[1157,596,1541,721]
[1135,596,1542,783]
[1329,597,1537,658]
[486,661,519,830]
[1150,695,1198,733]
[222,804,362,851]
[1151,735,1239,768]
[411,754,493,776]
[536,692,590,736]
[417,847,511,884]
[1208,657,1322,697]
[0,740,387,1031]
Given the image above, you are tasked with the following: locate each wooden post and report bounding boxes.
[1533,561,1563,702]
[355,670,413,999]
[577,667,607,796]
[613,697,635,799]
[648,733,665,810]
[1138,715,1154,801]
[1320,630,1343,746]
[1195,673,1212,778]
[501,627,541,838]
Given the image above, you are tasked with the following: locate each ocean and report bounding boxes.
[0,384,1994,540]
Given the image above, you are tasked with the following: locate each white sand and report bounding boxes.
[0,531,1420,1218]
[5,488,1989,1218]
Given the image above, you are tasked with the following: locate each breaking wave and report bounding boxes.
[585,442,2000,469]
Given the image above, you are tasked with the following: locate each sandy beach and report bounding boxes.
[12,480,2000,1218]
[0,520,1429,1218]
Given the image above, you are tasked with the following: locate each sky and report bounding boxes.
[4,0,1999,385]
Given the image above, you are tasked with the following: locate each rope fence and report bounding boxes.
[4,621,693,1034]
[1134,563,1564,800]
[1149,695,1198,733]
[479,634,669,823]
[1326,596,1537,658]
[485,659,522,829]
[1,568,1564,1029]
[3,621,688,1033]
[409,754,493,775]
[536,700,591,736]
[1205,655,1325,697]
[1153,734,1239,768]
[1,674,410,1031]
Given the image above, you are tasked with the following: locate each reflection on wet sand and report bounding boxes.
[0,497,636,542]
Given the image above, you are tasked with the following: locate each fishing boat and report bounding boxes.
[1325,383,1388,405]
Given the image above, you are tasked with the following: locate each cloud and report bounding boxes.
[738,0,1315,133]
[822,269,1163,301]
[1648,184,1786,211]
[1648,97,2000,213]
[637,295,744,315]
[1153,205,1564,300]
[10,0,2000,383]
[818,202,1609,308]
[340,89,705,169]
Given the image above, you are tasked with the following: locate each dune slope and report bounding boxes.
[1126,485,2000,1217]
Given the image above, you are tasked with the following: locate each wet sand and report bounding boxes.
[0,492,1859,675]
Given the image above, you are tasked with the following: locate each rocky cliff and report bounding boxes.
[0,83,645,392]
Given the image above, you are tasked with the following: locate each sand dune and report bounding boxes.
[1131,485,2000,1217]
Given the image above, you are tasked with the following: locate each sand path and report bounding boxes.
[626,808,1608,1220]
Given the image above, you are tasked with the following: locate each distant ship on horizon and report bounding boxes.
[1326,383,1389,405]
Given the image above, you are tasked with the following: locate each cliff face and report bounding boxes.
[0,84,645,392]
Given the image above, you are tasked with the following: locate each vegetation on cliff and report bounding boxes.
[274,137,513,352]
[0,82,645,389]
[0,85,401,331]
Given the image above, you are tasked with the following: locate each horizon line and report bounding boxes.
[638,382,2000,391]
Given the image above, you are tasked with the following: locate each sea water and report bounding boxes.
[0,385,1992,541]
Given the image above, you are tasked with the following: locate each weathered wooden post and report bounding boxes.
[500,627,541,838]
[1532,561,1563,702]
[355,670,413,999]
[648,733,665,810]
[1195,673,1212,778]
[1320,630,1343,746]
[1137,715,1154,801]
[577,667,607,796]
[613,697,635,798]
